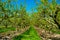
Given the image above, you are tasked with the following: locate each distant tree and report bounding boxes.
[19,5,30,28]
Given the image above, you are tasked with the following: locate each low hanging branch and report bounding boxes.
[49,6,60,29]
[54,7,60,29]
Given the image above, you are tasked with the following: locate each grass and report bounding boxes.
[13,26,42,40]
[0,27,16,33]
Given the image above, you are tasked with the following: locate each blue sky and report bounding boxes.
[2,0,60,12]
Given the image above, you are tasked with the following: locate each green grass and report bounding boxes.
[0,27,16,33]
[13,26,42,40]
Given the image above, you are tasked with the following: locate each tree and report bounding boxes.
[0,0,17,28]
[34,0,60,30]
[19,5,30,28]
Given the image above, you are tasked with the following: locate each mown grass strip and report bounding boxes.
[13,26,42,40]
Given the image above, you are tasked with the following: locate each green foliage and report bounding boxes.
[0,0,30,28]
[0,1,60,40]
[33,0,60,33]
[56,11,60,25]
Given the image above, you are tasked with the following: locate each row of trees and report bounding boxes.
[0,0,30,28]
[30,0,60,30]
[0,0,60,31]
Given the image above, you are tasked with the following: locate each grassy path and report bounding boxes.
[0,26,60,40]
[13,26,42,40]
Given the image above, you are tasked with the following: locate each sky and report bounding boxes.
[2,0,60,13]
